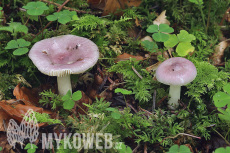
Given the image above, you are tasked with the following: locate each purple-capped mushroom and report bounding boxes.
[29,35,99,95]
[156,57,197,110]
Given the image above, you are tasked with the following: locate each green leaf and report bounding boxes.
[177,30,196,42]
[105,107,117,112]
[176,42,194,56]
[152,33,169,42]
[218,108,230,123]
[13,48,29,55]
[0,22,28,34]
[23,2,49,16]
[141,40,158,53]
[61,90,72,101]
[17,39,31,47]
[159,24,174,33]
[46,15,58,21]
[146,24,158,33]
[223,83,230,94]
[111,112,121,119]
[72,90,82,101]
[24,144,38,153]
[164,34,179,47]
[167,145,192,153]
[214,147,230,153]
[189,0,203,5]
[63,99,75,110]
[5,40,19,49]
[118,143,132,153]
[115,88,132,95]
[213,92,230,107]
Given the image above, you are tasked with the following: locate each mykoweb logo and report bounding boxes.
[7,109,121,150]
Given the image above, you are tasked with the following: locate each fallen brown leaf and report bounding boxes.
[13,84,39,106]
[210,39,230,65]
[102,0,142,16]
[116,53,144,62]
[153,10,170,25]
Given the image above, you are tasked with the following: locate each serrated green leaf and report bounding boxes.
[146,24,158,33]
[5,40,18,49]
[176,42,194,56]
[23,2,49,16]
[13,48,29,55]
[164,34,179,47]
[72,90,82,101]
[177,30,196,42]
[152,33,169,42]
[159,24,174,33]
[141,40,158,53]
[63,99,75,110]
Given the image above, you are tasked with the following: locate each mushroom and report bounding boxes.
[155,57,197,110]
[29,35,99,95]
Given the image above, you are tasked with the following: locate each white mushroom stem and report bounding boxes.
[57,75,72,95]
[168,85,181,110]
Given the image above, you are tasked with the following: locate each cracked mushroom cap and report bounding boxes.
[156,57,197,86]
[29,35,99,77]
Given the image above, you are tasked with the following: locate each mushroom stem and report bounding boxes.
[168,85,181,110]
[57,75,72,95]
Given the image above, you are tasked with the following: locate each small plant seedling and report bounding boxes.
[105,107,122,119]
[146,24,174,42]
[24,143,38,153]
[141,40,158,53]
[115,88,132,95]
[23,2,49,16]
[213,83,230,123]
[164,30,196,56]
[213,147,230,153]
[62,90,82,110]
[5,39,31,55]
[46,10,77,24]
[167,144,192,153]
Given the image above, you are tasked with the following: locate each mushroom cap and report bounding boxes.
[29,35,99,77]
[156,57,197,86]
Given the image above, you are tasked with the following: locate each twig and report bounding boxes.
[41,0,101,14]
[152,90,156,111]
[132,66,143,79]
[159,133,201,144]
[144,142,147,153]
[132,144,140,153]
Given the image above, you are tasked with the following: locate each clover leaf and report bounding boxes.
[47,10,77,24]
[177,30,196,42]
[5,39,31,55]
[141,40,158,53]
[23,2,49,16]
[167,145,192,153]
[164,30,196,56]
[214,147,230,153]
[176,42,195,56]
[146,24,174,42]
[0,22,28,35]
[213,83,230,123]
[62,90,82,110]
